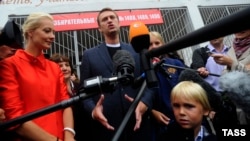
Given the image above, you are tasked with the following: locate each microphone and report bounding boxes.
[0,20,23,49]
[132,59,165,88]
[80,50,136,94]
[82,76,118,94]
[0,50,136,130]
[129,21,158,88]
[146,6,250,58]
[113,49,135,86]
[129,21,150,53]
[179,69,222,111]
[219,71,250,114]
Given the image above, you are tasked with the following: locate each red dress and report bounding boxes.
[0,50,69,140]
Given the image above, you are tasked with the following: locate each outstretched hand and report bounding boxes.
[92,94,114,130]
[124,94,148,131]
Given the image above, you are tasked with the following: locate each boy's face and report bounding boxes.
[172,96,209,130]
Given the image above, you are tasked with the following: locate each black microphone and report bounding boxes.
[0,50,136,131]
[129,21,158,88]
[132,59,165,88]
[179,69,222,111]
[0,20,23,49]
[113,49,135,86]
[219,71,250,114]
[146,6,250,58]
[79,50,136,94]
[82,76,118,94]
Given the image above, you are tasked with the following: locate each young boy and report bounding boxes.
[161,81,217,141]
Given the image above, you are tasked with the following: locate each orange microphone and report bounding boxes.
[129,21,158,88]
[129,21,150,53]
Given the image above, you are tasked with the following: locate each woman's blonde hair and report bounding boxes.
[22,12,53,41]
[149,31,165,44]
[171,81,211,112]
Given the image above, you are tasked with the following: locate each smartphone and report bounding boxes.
[206,50,213,56]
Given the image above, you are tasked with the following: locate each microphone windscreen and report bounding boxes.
[0,20,23,49]
[129,21,149,42]
[129,21,150,53]
[179,70,222,111]
[113,50,135,73]
[219,71,250,114]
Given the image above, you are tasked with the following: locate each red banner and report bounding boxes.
[53,9,163,31]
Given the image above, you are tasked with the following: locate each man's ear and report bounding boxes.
[203,110,210,117]
[98,27,102,33]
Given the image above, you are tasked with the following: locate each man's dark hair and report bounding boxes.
[97,7,119,26]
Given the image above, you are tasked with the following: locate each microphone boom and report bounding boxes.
[146,6,250,58]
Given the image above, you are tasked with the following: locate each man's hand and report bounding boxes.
[211,54,233,66]
[151,110,170,126]
[92,94,114,130]
[124,94,148,131]
[197,67,209,77]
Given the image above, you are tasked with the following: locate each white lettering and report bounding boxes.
[149,14,161,19]
[54,18,95,26]
[124,15,137,21]
[222,128,247,136]
[234,129,240,136]
[240,129,246,136]
[118,16,124,21]
[222,129,228,136]
[227,129,234,136]
[137,14,149,20]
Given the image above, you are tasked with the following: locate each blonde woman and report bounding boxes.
[0,12,74,141]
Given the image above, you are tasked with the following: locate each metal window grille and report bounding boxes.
[198,4,250,47]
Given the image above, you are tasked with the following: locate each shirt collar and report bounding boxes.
[106,43,121,48]
[207,44,230,53]
[195,126,204,141]
[15,50,46,68]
